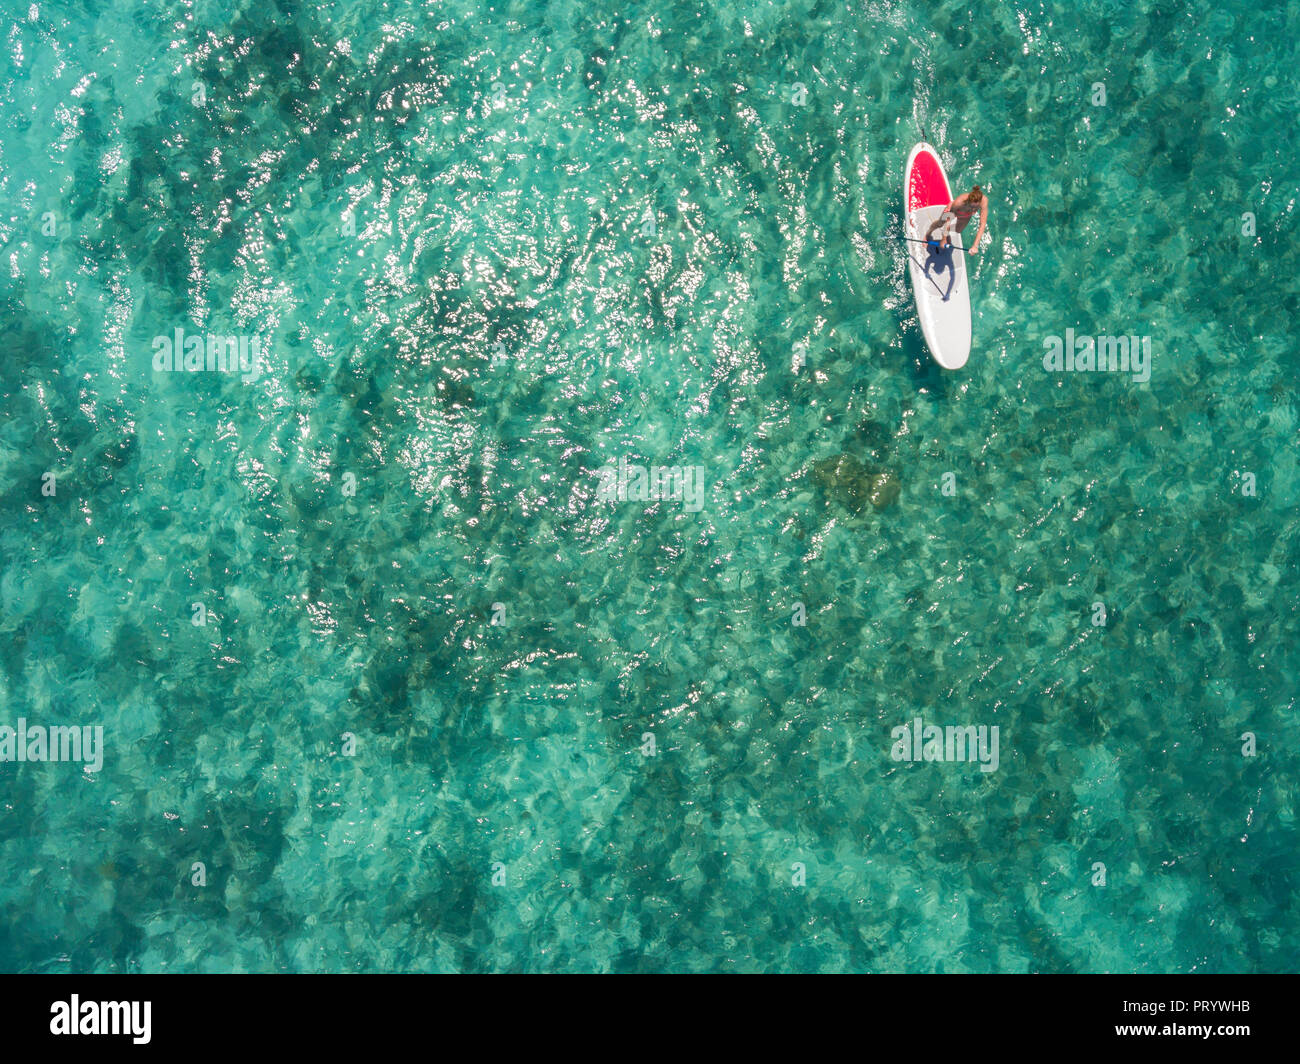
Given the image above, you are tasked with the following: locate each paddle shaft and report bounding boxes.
[898,236,977,254]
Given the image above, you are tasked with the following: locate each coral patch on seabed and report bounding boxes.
[813,453,901,517]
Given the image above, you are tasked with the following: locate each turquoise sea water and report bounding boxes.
[0,0,1297,973]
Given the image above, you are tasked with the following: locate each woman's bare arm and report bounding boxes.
[969,201,988,254]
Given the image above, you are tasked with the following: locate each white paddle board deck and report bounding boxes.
[904,142,971,369]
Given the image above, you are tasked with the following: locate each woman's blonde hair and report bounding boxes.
[969,185,984,202]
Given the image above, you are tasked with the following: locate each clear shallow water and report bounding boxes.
[0,0,1296,972]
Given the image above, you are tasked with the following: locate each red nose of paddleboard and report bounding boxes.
[907,145,952,212]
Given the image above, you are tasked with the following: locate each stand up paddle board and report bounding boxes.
[904,142,971,369]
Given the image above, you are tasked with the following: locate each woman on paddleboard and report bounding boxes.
[945,185,987,253]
